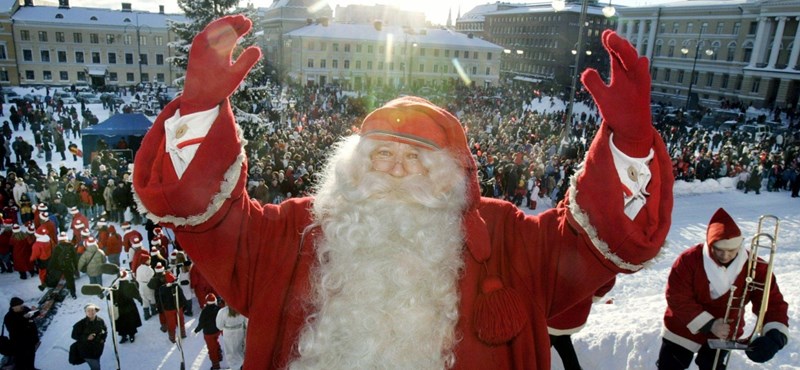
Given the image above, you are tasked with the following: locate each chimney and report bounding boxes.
[373,20,382,31]
[23,0,33,6]
[159,5,164,14]
[121,3,132,12]
[58,0,69,8]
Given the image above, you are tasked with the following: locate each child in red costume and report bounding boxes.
[133,16,673,369]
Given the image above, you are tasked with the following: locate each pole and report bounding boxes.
[174,283,186,370]
[684,27,705,111]
[561,0,589,151]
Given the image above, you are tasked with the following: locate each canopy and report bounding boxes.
[513,76,542,83]
[81,113,152,165]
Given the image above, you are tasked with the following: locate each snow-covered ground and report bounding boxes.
[0,86,797,369]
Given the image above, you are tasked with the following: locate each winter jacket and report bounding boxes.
[157,281,186,311]
[103,185,116,211]
[77,244,106,277]
[51,241,78,274]
[111,279,142,335]
[104,226,123,256]
[194,303,222,335]
[4,306,39,353]
[11,232,33,272]
[71,316,107,360]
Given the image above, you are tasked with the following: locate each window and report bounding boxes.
[368,45,373,53]
[726,43,736,62]
[156,73,165,83]
[700,23,708,34]
[455,50,460,58]
[140,54,148,65]
[22,49,32,62]
[319,42,325,51]
[307,58,314,68]
[38,31,48,42]
[126,72,135,82]
[75,51,84,63]
[109,72,118,82]
[40,50,50,63]
[0,45,5,60]
[487,52,492,60]
[154,36,163,46]
[378,61,384,70]
[486,67,490,75]
[59,71,68,80]
[320,59,326,68]
[156,54,164,65]
[367,61,373,70]
[706,73,714,87]
[108,52,117,64]
[0,70,7,82]
[58,51,67,63]
[419,48,425,57]
[25,70,34,80]
[106,34,115,44]
[125,53,133,64]
[139,35,147,46]
[677,70,684,83]
[91,52,100,63]
[89,33,99,44]
[733,22,741,35]
[472,66,477,74]
[672,23,679,33]
[473,51,478,59]
[716,22,724,34]
[748,22,757,35]
[356,44,362,53]
[654,41,662,56]
[668,45,675,58]
[445,50,450,57]
[751,77,760,93]
[56,32,65,43]
[124,34,132,45]
[344,60,350,69]
[687,23,693,34]
[333,43,339,52]
[721,74,729,89]
[20,30,30,41]
[344,44,350,52]
[141,73,149,82]
[355,60,361,69]
[43,71,52,81]
[660,23,666,34]
[665,69,672,82]
[332,59,338,69]
[691,70,699,85]
[73,33,82,43]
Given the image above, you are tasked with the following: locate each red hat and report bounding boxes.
[11,224,20,232]
[119,270,130,281]
[80,228,91,237]
[40,211,49,219]
[155,262,165,273]
[154,227,162,234]
[74,220,85,229]
[132,237,142,248]
[96,218,107,227]
[2,219,13,226]
[86,236,98,247]
[25,223,36,233]
[58,232,69,242]
[69,206,79,215]
[165,271,176,283]
[120,221,131,230]
[205,293,217,305]
[707,208,743,250]
[151,238,161,245]
[150,247,159,255]
[37,203,48,211]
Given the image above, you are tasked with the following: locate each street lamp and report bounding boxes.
[682,27,712,111]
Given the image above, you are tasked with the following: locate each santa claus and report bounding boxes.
[133,16,673,369]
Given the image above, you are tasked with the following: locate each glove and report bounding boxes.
[746,329,787,363]
[181,15,262,116]
[581,30,653,157]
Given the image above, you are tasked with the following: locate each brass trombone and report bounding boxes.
[709,215,779,367]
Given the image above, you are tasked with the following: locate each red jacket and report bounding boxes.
[11,233,33,272]
[662,244,789,352]
[30,236,52,262]
[133,99,673,370]
[123,229,143,253]
[104,226,123,256]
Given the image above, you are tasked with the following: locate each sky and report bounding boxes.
[0,85,797,370]
[40,0,677,26]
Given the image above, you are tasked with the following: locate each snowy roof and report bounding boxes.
[458,2,528,22]
[12,6,186,28]
[0,0,17,13]
[488,3,608,17]
[287,23,504,50]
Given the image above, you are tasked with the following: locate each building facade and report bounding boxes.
[9,0,184,88]
[619,0,800,109]
[284,23,504,90]
[468,1,617,88]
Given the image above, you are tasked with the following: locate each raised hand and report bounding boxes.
[181,15,262,116]
[581,30,652,157]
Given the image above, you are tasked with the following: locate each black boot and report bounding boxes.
[143,307,151,320]
[120,335,128,343]
[184,307,193,317]
[129,334,135,343]
[19,271,27,280]
[29,271,37,278]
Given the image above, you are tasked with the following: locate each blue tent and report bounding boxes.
[81,113,153,166]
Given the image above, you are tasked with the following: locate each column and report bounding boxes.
[636,20,646,54]
[787,17,800,69]
[646,19,658,59]
[625,20,634,41]
[749,17,769,67]
[767,16,786,68]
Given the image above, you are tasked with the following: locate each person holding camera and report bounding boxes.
[3,297,40,370]
[71,303,107,370]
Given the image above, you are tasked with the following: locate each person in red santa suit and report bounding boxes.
[69,206,90,244]
[11,224,35,280]
[657,208,789,370]
[547,277,615,370]
[120,221,143,255]
[133,16,674,369]
[29,225,52,289]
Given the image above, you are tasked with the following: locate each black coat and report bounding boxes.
[3,307,39,353]
[157,282,186,312]
[111,280,142,336]
[193,303,221,335]
[71,316,107,360]
[51,241,78,274]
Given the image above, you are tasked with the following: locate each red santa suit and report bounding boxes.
[122,225,143,254]
[189,263,215,309]
[133,21,673,370]
[69,208,89,244]
[11,226,34,274]
[30,226,52,285]
[547,276,616,335]
[662,209,789,352]
[39,212,57,247]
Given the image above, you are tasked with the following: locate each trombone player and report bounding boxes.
[657,208,789,369]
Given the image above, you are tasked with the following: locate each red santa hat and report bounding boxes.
[69,206,79,215]
[25,223,36,234]
[361,96,522,345]
[170,250,178,259]
[96,218,107,227]
[85,236,98,247]
[119,270,131,281]
[37,203,48,212]
[706,208,743,251]
[11,224,21,232]
[154,227,163,235]
[154,262,164,273]
[74,220,85,229]
[58,232,69,242]
[132,237,142,248]
[150,247,159,256]
[2,219,13,227]
[120,221,131,230]
[151,238,161,245]
[39,211,49,220]
[80,228,91,237]
[165,271,176,283]
[205,293,217,305]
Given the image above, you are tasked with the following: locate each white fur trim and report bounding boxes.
[762,322,789,341]
[662,327,702,352]
[133,124,247,227]
[547,324,586,336]
[687,311,714,334]
[567,166,664,272]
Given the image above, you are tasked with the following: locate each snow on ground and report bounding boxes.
[0,86,798,369]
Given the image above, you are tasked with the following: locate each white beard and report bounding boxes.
[290,137,468,370]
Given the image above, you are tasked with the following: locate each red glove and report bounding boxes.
[181,15,262,116]
[581,30,653,157]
